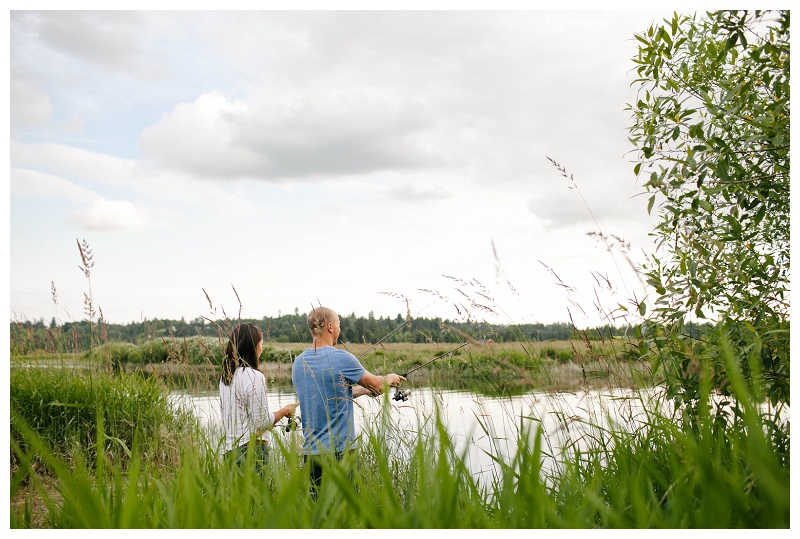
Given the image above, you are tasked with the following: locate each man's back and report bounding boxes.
[292,346,366,455]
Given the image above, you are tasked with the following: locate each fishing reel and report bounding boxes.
[393,386,411,402]
[283,414,301,433]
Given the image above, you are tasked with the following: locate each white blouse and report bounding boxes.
[219,367,275,453]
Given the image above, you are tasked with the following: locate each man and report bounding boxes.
[291,306,405,496]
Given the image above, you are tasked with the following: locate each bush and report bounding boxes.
[630,10,790,408]
[84,341,139,366]
[10,367,197,470]
[94,336,226,365]
[544,347,574,363]
[260,346,304,363]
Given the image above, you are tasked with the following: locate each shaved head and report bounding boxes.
[307,306,339,338]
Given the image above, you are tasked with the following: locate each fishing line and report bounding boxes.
[278,300,437,429]
[355,300,436,360]
[390,313,544,401]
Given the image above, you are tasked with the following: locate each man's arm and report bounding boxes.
[357,371,405,395]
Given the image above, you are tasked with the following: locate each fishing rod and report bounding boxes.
[356,317,412,359]
[391,341,469,401]
[344,300,469,402]
[278,340,470,428]
[278,302,434,430]
[354,300,436,360]
[349,302,526,402]
[282,414,301,433]
[389,316,529,402]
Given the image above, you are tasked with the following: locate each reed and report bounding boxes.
[16,337,649,395]
[10,364,197,472]
[10,335,789,528]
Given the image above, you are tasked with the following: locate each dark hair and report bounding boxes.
[221,323,263,386]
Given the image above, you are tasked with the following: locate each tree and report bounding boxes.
[628,11,789,405]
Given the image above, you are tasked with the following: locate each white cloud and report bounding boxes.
[24,11,169,80]
[11,167,161,232]
[10,76,51,130]
[65,199,155,232]
[10,141,257,216]
[318,199,356,228]
[390,183,451,204]
[139,90,439,182]
[11,168,98,203]
[9,10,671,325]
[138,93,255,179]
[57,115,85,134]
[127,10,660,194]
[11,141,136,186]
[527,178,644,230]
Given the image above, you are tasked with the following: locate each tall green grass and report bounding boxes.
[10,366,197,471]
[10,337,789,528]
[22,337,650,395]
[83,336,225,366]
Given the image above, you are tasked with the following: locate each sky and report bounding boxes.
[8,7,677,330]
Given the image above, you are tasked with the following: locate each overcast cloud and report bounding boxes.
[10,75,52,130]
[10,9,671,327]
[11,168,96,202]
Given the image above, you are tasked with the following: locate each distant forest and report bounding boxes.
[11,311,639,354]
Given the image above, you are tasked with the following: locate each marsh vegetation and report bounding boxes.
[11,347,789,528]
[9,10,791,528]
[10,318,789,528]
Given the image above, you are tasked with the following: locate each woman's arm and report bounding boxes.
[352,385,372,398]
[247,369,297,432]
[272,402,299,424]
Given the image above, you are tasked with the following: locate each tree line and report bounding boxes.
[9,311,643,355]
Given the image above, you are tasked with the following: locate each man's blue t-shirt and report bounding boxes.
[292,346,366,455]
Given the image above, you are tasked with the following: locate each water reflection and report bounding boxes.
[171,386,673,482]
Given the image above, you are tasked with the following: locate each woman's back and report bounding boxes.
[219,366,273,453]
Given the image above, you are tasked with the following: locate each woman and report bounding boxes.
[219,323,298,465]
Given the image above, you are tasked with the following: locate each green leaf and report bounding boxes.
[753,205,766,226]
[627,10,789,400]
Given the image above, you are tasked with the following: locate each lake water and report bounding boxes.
[171,385,673,483]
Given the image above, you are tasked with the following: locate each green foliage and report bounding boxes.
[551,397,789,527]
[10,315,582,354]
[259,346,305,364]
[129,336,225,365]
[10,346,789,527]
[629,10,790,405]
[84,338,301,367]
[544,346,574,363]
[10,367,197,470]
